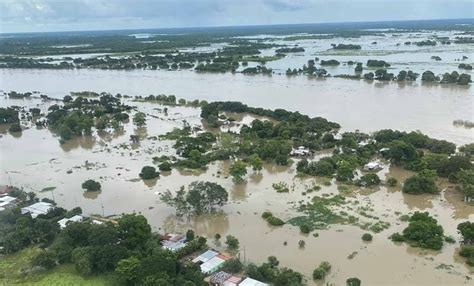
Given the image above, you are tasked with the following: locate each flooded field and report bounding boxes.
[1,20,474,285]
[0,96,473,285]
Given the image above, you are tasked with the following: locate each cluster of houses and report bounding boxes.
[0,187,104,229]
[160,234,268,286]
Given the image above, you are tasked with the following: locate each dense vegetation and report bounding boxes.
[391,212,444,250]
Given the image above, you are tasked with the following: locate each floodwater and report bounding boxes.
[0,68,472,145]
[0,97,473,285]
[0,29,473,284]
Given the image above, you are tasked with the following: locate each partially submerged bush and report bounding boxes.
[81,179,101,192]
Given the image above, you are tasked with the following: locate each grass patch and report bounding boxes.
[0,247,118,285]
[287,195,347,231]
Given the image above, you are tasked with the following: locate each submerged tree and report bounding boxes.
[229,160,248,183]
[161,181,228,216]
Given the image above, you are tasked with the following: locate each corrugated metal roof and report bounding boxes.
[239,277,269,286]
[200,256,226,273]
[192,249,219,263]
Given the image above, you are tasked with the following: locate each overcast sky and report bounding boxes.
[0,0,472,33]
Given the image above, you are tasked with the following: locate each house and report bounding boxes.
[21,202,53,218]
[290,146,311,157]
[58,215,83,229]
[0,186,12,195]
[209,271,232,285]
[239,277,269,286]
[193,249,219,264]
[200,254,230,274]
[223,276,242,286]
[0,195,16,211]
[161,233,187,251]
[364,161,382,171]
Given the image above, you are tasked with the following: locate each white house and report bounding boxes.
[239,277,269,286]
[21,202,53,218]
[58,215,83,229]
[0,195,16,211]
[290,146,311,156]
[364,161,382,171]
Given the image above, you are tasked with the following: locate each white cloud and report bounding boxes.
[0,0,472,33]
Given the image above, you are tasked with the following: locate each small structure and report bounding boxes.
[21,202,53,218]
[364,161,382,171]
[200,254,230,274]
[209,271,232,285]
[58,215,83,229]
[0,186,12,195]
[0,195,16,211]
[290,146,311,157]
[161,233,187,251]
[193,249,219,264]
[239,277,269,286]
[223,276,242,286]
[379,147,390,154]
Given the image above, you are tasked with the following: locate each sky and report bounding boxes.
[0,0,473,33]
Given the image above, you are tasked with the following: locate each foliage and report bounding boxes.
[229,160,247,183]
[393,212,444,250]
[262,212,285,226]
[161,181,228,216]
[225,235,239,250]
[272,182,289,193]
[356,173,381,187]
[402,174,438,194]
[313,261,331,280]
[139,166,160,179]
[81,180,101,192]
[346,277,362,286]
[387,177,398,187]
[8,123,22,132]
[158,161,172,172]
[0,107,19,123]
[362,233,373,241]
[457,221,474,244]
[133,112,147,127]
[31,250,57,270]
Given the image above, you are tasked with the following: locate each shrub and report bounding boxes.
[262,211,273,219]
[158,161,172,172]
[298,240,305,248]
[225,235,239,250]
[390,233,405,242]
[222,258,243,273]
[402,175,438,194]
[356,174,381,187]
[300,224,311,234]
[267,216,285,226]
[387,177,398,187]
[362,233,373,241]
[31,251,57,270]
[81,179,101,192]
[139,166,159,179]
[8,123,22,132]
[346,277,362,286]
[313,261,331,280]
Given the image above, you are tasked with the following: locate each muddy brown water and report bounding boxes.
[0,97,473,285]
[0,68,473,145]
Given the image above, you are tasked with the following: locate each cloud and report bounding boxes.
[0,0,472,33]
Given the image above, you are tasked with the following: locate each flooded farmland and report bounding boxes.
[0,94,473,285]
[1,20,474,286]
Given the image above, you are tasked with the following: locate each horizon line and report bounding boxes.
[1,17,473,35]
